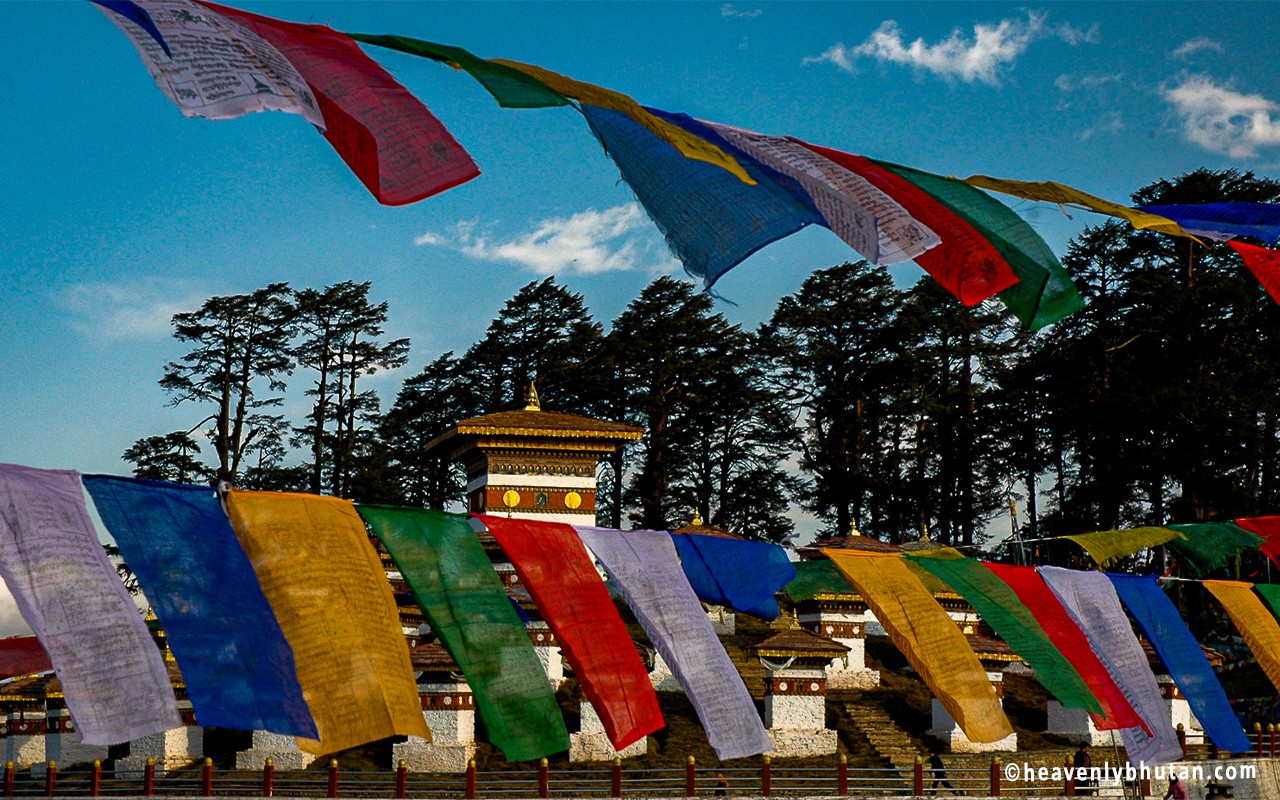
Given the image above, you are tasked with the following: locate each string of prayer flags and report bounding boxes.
[582,104,822,288]
[699,121,941,266]
[224,490,429,754]
[905,548,1101,715]
[196,1,479,205]
[1063,527,1187,568]
[0,636,51,681]
[670,531,795,621]
[358,506,568,762]
[83,476,317,739]
[347,35,571,108]
[1204,580,1280,697]
[824,549,1013,743]
[1226,241,1280,305]
[1165,522,1263,574]
[963,176,1194,239]
[1140,203,1280,244]
[1108,574,1251,753]
[579,528,773,760]
[0,464,181,745]
[984,563,1144,731]
[784,558,858,602]
[1039,567,1183,765]
[477,515,664,751]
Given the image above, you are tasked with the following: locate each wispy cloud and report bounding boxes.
[721,4,762,19]
[415,204,677,276]
[806,12,1096,86]
[1164,75,1280,158]
[61,279,204,342]
[1054,72,1123,94]
[1170,37,1223,61]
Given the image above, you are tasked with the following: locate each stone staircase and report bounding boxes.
[844,703,922,773]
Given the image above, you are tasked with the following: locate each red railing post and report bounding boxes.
[327,759,339,798]
[44,760,56,797]
[201,757,213,797]
[913,756,923,797]
[465,760,476,800]
[262,758,274,798]
[143,758,156,797]
[1270,723,1278,757]
[5,761,15,797]
[990,756,1001,797]
[838,754,848,796]
[89,760,101,798]
[762,755,772,797]
[395,760,408,799]
[686,757,696,798]
[1177,724,1187,760]
[1256,723,1265,758]
[538,758,549,799]
[1064,756,1075,796]
[610,758,622,798]
[1140,775,1151,797]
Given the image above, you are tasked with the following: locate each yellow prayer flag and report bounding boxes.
[1204,580,1280,694]
[226,490,430,754]
[489,58,755,185]
[963,176,1197,239]
[824,550,1013,743]
[1063,527,1186,568]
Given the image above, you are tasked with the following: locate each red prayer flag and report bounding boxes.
[0,636,51,680]
[198,1,479,205]
[791,140,1019,306]
[476,515,664,750]
[1227,240,1280,305]
[984,563,1146,733]
[1234,516,1280,568]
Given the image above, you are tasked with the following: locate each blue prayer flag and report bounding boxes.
[1139,202,1280,244]
[670,533,795,620]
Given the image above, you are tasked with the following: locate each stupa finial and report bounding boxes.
[524,381,541,411]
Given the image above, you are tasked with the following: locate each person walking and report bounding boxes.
[928,749,955,795]
[714,772,728,797]
[1073,742,1094,796]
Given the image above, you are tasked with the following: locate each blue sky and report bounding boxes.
[3,3,1280,608]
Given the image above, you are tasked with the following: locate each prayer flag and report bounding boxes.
[1235,516,1280,569]
[1109,574,1251,753]
[791,143,1018,307]
[198,1,479,205]
[358,505,568,762]
[700,122,940,265]
[477,515,663,751]
[905,549,1101,715]
[0,464,180,745]
[670,532,794,621]
[1140,203,1280,244]
[825,550,1013,743]
[83,475,316,738]
[1039,567,1183,765]
[1204,580,1280,698]
[96,0,321,125]
[984,563,1144,731]
[582,104,822,288]
[225,490,429,754]
[0,637,50,680]
[1166,522,1263,575]
[784,558,857,602]
[963,176,1194,239]
[1063,527,1186,568]
[580,528,772,760]
[1227,241,1280,306]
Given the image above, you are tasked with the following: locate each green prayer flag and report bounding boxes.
[358,505,569,761]
[1167,522,1264,575]
[348,34,571,108]
[1254,584,1280,619]
[873,160,1085,330]
[905,549,1103,715]
[785,559,857,602]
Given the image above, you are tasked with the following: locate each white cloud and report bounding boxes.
[61,279,204,342]
[416,204,677,276]
[1164,75,1280,158]
[1055,72,1123,93]
[1170,37,1223,60]
[807,12,1095,86]
[721,4,763,19]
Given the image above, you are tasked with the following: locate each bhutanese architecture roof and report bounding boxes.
[425,408,643,456]
[672,511,743,540]
[409,642,460,673]
[797,532,902,558]
[966,632,1021,664]
[749,628,851,659]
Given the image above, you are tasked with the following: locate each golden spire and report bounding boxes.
[920,520,931,542]
[691,509,703,526]
[524,381,541,411]
[848,517,862,538]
